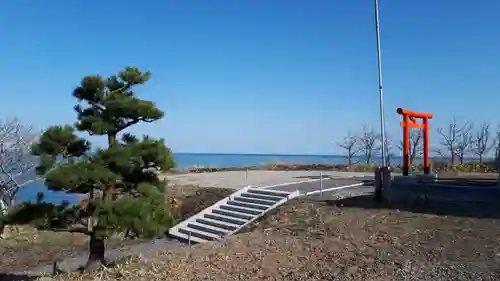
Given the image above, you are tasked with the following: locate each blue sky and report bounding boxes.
[0,1,499,155]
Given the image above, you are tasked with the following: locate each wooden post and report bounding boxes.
[402,115,410,176]
[320,172,323,198]
[423,117,430,174]
[52,261,58,276]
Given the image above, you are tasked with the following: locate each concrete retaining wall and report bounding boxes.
[384,175,500,204]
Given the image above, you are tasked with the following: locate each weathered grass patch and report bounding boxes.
[38,199,500,281]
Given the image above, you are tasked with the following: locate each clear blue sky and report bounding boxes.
[1,1,499,155]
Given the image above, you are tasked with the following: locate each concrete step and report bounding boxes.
[203,213,247,226]
[226,200,269,211]
[168,186,301,245]
[247,188,291,198]
[239,193,283,203]
[168,229,207,244]
[212,209,254,220]
[178,226,220,241]
[187,222,229,237]
[219,205,263,216]
[195,217,240,231]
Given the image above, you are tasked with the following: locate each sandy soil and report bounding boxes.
[164,170,374,189]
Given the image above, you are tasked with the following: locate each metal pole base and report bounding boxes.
[375,167,383,201]
[375,166,391,202]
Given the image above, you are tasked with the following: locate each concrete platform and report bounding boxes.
[268,176,373,194]
[166,170,374,190]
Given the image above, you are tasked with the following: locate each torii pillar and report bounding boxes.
[397,108,433,176]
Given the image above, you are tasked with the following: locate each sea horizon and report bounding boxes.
[172,152,396,169]
[172,152,490,168]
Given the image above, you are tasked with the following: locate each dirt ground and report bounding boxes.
[0,186,234,274]
[39,195,500,281]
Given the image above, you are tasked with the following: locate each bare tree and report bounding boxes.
[493,126,500,162]
[470,122,491,163]
[0,117,40,217]
[337,133,360,167]
[489,126,500,175]
[384,136,395,165]
[356,126,381,165]
[436,118,471,165]
[453,122,473,164]
[397,130,423,165]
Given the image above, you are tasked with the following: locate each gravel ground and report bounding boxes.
[40,197,500,281]
[19,238,184,276]
[4,184,373,279]
[4,171,500,280]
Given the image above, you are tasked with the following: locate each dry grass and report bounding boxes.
[166,185,234,222]
[0,225,89,272]
[0,186,234,273]
[40,199,500,281]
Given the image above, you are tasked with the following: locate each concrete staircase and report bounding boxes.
[168,186,300,243]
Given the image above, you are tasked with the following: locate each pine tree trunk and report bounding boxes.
[83,232,106,271]
[0,219,5,238]
[0,198,8,238]
[83,133,116,272]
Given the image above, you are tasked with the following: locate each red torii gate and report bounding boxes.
[396,108,433,176]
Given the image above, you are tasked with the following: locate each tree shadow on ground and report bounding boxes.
[0,273,39,281]
[328,193,500,220]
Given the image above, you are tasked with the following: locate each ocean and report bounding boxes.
[13,153,387,205]
[174,153,382,168]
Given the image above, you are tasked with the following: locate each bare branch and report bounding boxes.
[453,121,473,164]
[470,122,490,163]
[0,117,40,214]
[355,125,381,165]
[397,130,423,165]
[336,133,361,167]
[40,224,92,235]
[383,136,395,165]
[436,118,470,165]
[492,125,500,163]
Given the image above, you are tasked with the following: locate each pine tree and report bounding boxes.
[5,67,175,271]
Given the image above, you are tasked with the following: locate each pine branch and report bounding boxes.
[42,224,92,235]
